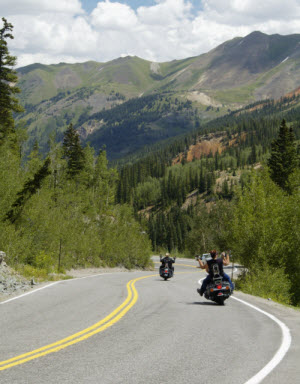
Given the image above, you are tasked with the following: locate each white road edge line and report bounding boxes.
[0,273,113,305]
[198,277,292,384]
[232,296,292,384]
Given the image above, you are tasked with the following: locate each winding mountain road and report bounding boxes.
[1,257,299,383]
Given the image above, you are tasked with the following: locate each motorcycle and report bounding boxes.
[204,275,232,305]
[159,264,173,280]
[159,255,175,280]
[197,256,233,305]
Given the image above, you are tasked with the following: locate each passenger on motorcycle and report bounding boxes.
[160,253,175,275]
[197,250,234,296]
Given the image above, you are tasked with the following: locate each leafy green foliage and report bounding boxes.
[1,126,151,273]
[185,200,233,257]
[230,170,300,305]
[5,157,51,224]
[0,140,23,222]
[230,171,285,267]
[0,144,152,272]
[235,262,292,304]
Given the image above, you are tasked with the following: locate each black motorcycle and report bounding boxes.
[204,276,232,305]
[159,264,173,280]
[159,255,175,280]
[202,263,232,305]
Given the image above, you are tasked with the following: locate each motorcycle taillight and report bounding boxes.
[216,284,222,289]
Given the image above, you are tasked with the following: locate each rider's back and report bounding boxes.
[207,258,224,277]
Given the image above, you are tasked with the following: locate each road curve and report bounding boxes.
[0,258,299,384]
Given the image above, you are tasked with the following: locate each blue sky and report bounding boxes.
[83,1,156,13]
[2,0,300,67]
[82,0,202,14]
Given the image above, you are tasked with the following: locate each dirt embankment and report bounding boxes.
[172,130,249,165]
[172,132,227,164]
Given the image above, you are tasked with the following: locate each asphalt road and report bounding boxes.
[0,257,299,384]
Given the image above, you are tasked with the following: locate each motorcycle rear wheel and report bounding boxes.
[216,297,225,305]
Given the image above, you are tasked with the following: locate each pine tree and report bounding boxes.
[249,144,257,164]
[214,151,219,170]
[199,167,206,193]
[161,178,168,207]
[0,18,23,145]
[267,120,298,193]
[222,180,229,197]
[62,123,85,177]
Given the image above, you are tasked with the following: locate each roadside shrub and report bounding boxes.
[235,262,292,305]
[19,264,49,281]
[34,251,54,273]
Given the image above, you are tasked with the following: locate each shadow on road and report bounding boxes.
[187,301,222,306]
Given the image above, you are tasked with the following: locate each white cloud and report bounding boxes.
[10,14,97,58]
[2,0,300,68]
[91,1,138,29]
[203,0,300,23]
[137,0,192,25]
[188,15,250,53]
[1,0,84,15]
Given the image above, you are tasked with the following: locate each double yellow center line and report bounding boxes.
[0,274,156,371]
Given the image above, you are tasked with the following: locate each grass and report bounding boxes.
[213,86,256,104]
[15,263,73,283]
[235,280,300,311]
[233,264,294,307]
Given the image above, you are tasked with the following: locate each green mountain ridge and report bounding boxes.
[15,31,300,158]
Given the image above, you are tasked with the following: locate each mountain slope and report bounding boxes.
[15,31,300,157]
[143,32,300,98]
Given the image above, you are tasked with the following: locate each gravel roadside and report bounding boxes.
[0,262,32,302]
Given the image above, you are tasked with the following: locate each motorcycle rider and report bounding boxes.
[160,253,175,276]
[197,250,234,296]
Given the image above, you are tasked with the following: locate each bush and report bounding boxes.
[19,264,49,281]
[235,262,292,305]
[34,251,54,273]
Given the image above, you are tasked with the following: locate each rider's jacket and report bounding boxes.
[160,256,175,269]
[207,258,224,277]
